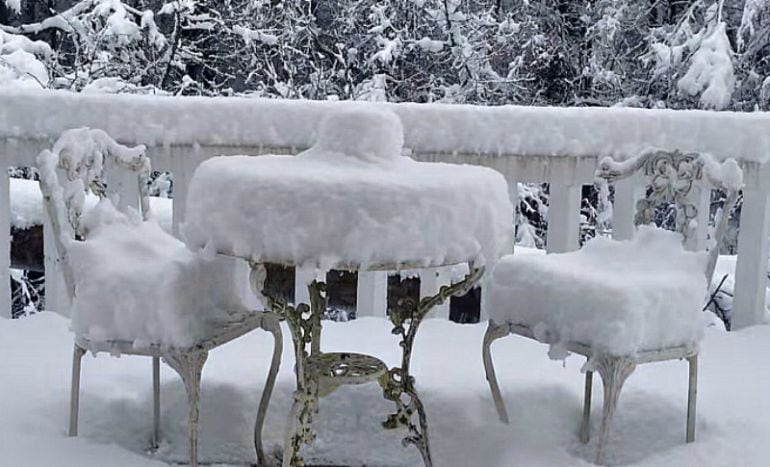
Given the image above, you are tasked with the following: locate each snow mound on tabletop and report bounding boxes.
[301,107,404,164]
[69,200,257,350]
[183,108,514,269]
[484,226,709,356]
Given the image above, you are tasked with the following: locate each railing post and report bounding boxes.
[480,176,519,322]
[295,267,324,306]
[171,153,189,239]
[356,271,387,318]
[0,168,10,318]
[688,186,711,252]
[547,183,582,253]
[421,267,452,319]
[105,158,141,213]
[612,177,639,241]
[733,186,770,329]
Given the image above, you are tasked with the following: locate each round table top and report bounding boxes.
[183,108,514,270]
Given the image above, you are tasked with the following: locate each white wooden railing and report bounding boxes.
[1,91,769,328]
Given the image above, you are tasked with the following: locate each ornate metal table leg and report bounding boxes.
[378,368,433,466]
[282,375,319,467]
[382,266,485,467]
[263,276,326,467]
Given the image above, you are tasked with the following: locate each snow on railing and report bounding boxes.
[0,91,769,328]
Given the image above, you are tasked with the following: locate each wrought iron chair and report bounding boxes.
[482,149,742,464]
[37,128,283,467]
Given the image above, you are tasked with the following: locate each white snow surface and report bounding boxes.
[2,312,769,466]
[2,90,770,162]
[485,227,709,356]
[678,22,736,110]
[9,178,172,231]
[183,108,513,269]
[0,30,50,89]
[68,200,258,349]
[3,0,20,13]
[10,178,47,230]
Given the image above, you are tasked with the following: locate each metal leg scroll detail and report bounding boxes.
[378,368,432,466]
[263,278,325,467]
[259,263,483,467]
[385,266,485,467]
[282,376,319,467]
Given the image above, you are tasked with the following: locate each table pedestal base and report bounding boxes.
[257,265,484,467]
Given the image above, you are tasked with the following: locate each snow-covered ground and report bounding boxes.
[1,312,768,466]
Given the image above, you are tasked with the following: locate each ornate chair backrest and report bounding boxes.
[596,149,742,286]
[36,128,151,302]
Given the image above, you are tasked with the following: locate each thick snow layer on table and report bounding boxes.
[2,89,770,162]
[2,312,769,466]
[485,227,710,356]
[9,178,172,231]
[183,109,514,269]
[69,201,258,349]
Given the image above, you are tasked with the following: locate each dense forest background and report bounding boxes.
[2,0,769,110]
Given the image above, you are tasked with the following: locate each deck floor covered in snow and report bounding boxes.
[1,312,768,467]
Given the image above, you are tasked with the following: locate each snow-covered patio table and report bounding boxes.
[182,108,513,466]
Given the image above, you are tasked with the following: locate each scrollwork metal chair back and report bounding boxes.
[38,129,283,467]
[596,149,742,286]
[483,149,742,466]
[36,127,151,301]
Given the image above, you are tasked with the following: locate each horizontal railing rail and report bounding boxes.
[1,92,768,328]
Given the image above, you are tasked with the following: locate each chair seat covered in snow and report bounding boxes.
[36,129,283,467]
[485,226,708,357]
[482,148,743,465]
[184,108,512,467]
[68,201,260,350]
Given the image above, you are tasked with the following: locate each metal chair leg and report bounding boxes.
[686,355,698,443]
[152,356,161,449]
[165,351,208,467]
[255,316,283,465]
[580,370,593,444]
[594,356,636,465]
[68,344,86,437]
[482,320,511,424]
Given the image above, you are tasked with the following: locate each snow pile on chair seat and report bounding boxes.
[69,200,258,350]
[484,226,710,356]
[183,108,513,269]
